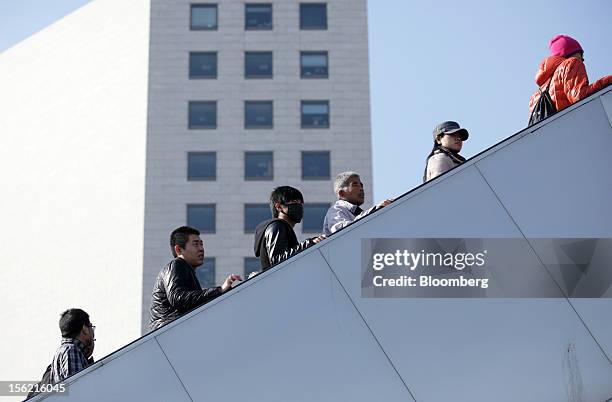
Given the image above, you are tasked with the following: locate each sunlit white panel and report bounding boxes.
[600,88,612,125]
[323,165,524,299]
[318,151,612,400]
[476,98,612,237]
[528,238,612,359]
[569,299,612,361]
[320,234,612,401]
[38,340,191,402]
[336,165,523,240]
[476,95,612,365]
[156,251,414,402]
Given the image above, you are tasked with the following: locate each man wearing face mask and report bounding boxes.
[253,186,326,271]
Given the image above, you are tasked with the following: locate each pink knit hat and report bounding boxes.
[549,35,583,57]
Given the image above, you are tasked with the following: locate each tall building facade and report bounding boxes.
[142,0,373,330]
[0,0,371,384]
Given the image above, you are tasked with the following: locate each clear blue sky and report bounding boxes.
[1,0,611,200]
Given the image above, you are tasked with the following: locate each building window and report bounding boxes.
[302,203,330,233]
[189,52,217,79]
[245,101,273,128]
[302,151,330,180]
[244,257,260,278]
[300,3,327,30]
[189,101,217,129]
[301,101,329,128]
[301,51,328,78]
[245,3,272,30]
[191,4,218,30]
[245,51,273,78]
[244,204,271,233]
[196,258,216,288]
[187,204,216,233]
[245,151,273,180]
[187,152,216,181]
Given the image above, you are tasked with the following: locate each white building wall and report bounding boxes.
[142,0,373,330]
[0,0,150,388]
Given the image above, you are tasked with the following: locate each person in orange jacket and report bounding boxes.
[529,35,611,117]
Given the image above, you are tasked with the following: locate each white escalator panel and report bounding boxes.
[42,339,192,402]
[155,251,414,402]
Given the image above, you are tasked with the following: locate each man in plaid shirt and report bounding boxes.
[51,309,95,383]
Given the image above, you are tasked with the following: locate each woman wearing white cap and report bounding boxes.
[423,121,468,182]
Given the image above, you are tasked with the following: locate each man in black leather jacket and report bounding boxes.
[253,186,325,272]
[149,226,242,330]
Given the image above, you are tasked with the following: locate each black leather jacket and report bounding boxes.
[149,257,222,331]
[254,218,314,270]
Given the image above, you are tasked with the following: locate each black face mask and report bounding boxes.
[285,203,304,223]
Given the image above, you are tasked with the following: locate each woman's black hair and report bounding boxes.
[422,139,466,183]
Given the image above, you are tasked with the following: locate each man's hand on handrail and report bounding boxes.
[221,274,242,292]
[375,199,393,209]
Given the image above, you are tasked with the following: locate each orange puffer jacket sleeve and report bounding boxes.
[558,58,612,106]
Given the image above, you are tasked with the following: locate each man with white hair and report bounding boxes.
[322,172,392,236]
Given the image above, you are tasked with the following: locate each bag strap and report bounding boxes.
[529,63,562,124]
[543,63,561,93]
